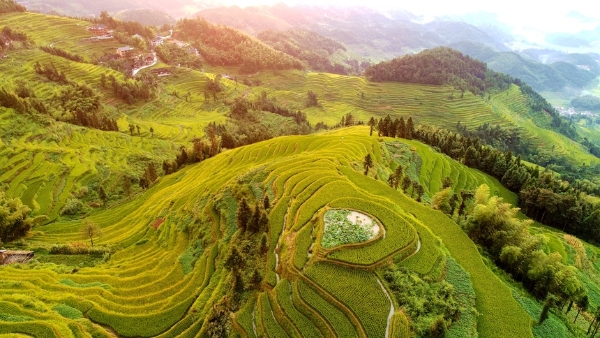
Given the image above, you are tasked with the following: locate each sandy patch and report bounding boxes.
[347,211,379,237]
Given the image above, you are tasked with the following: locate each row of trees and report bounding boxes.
[40,46,84,63]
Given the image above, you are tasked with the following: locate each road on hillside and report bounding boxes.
[132,52,157,77]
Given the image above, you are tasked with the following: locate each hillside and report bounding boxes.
[451,41,600,92]
[3,7,600,338]
[0,128,539,337]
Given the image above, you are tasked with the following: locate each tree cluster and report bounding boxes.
[0,0,26,14]
[571,95,600,110]
[236,197,269,234]
[155,43,202,69]
[104,73,155,104]
[386,163,425,202]
[175,18,303,71]
[257,28,354,75]
[0,25,30,53]
[377,118,600,246]
[162,129,222,176]
[0,191,32,243]
[466,185,585,304]
[34,61,68,84]
[384,265,459,336]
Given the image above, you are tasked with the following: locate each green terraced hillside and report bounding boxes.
[0,128,540,337]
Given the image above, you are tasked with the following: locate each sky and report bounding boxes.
[211,0,600,47]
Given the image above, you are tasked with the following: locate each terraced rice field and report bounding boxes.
[1,128,535,337]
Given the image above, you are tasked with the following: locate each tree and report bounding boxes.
[128,123,135,136]
[236,198,251,231]
[81,219,102,247]
[401,175,412,193]
[224,245,244,271]
[363,154,373,175]
[539,295,555,324]
[98,186,108,205]
[263,194,270,210]
[574,295,588,322]
[306,90,319,107]
[406,117,414,140]
[249,268,262,289]
[442,176,453,189]
[123,176,132,200]
[259,233,269,254]
[136,125,140,136]
[432,187,453,215]
[248,204,260,233]
[145,162,158,184]
[139,176,148,190]
[368,117,376,136]
[149,127,154,137]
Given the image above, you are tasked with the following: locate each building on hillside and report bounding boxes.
[151,68,173,76]
[88,24,108,36]
[0,35,10,48]
[143,53,155,65]
[151,36,163,47]
[188,47,199,56]
[116,46,134,58]
[132,34,143,40]
[0,250,34,265]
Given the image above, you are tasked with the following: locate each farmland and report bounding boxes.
[2,9,600,337]
[1,127,547,337]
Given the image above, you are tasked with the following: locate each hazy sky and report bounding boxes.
[214,0,600,41]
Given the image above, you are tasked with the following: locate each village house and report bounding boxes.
[143,53,155,65]
[151,36,163,47]
[132,34,143,40]
[116,46,134,58]
[88,24,108,36]
[151,68,173,76]
[0,250,34,265]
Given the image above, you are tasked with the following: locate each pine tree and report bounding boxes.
[363,154,373,175]
[236,198,251,231]
[406,117,414,140]
[249,204,260,233]
[224,246,244,271]
[263,194,270,210]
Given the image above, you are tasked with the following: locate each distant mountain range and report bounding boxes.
[21,1,600,93]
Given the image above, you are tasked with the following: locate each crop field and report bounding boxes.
[2,12,592,336]
[0,127,543,337]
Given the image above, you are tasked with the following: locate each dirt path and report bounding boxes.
[377,277,395,338]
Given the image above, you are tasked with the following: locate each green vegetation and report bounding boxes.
[3,10,600,338]
[321,209,374,248]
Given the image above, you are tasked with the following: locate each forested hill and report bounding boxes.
[175,18,304,73]
[257,28,359,74]
[365,47,495,95]
[365,47,577,138]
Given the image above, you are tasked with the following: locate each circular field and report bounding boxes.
[321,209,378,248]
